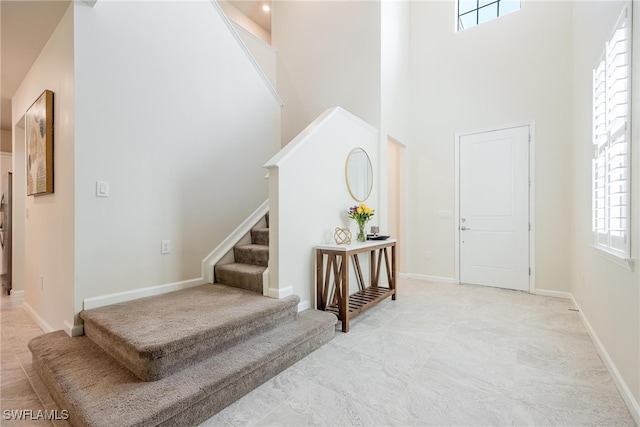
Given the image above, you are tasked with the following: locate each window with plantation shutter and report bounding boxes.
[592,4,632,259]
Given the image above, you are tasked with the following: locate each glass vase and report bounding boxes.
[357,222,367,242]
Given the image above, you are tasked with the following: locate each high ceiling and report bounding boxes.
[228,0,271,32]
[1,1,70,132]
[0,0,269,134]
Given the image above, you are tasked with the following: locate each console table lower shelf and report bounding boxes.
[323,286,394,319]
[316,239,397,332]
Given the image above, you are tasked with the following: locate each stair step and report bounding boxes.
[234,244,269,267]
[215,263,265,294]
[251,228,269,246]
[29,310,336,427]
[80,284,298,381]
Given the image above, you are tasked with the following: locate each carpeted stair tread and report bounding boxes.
[234,244,269,267]
[214,263,265,293]
[29,310,336,427]
[80,284,298,381]
[250,228,269,246]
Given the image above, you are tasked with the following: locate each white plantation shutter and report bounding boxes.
[592,4,632,258]
[593,58,607,243]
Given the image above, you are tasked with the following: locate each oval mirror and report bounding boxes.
[345,148,373,202]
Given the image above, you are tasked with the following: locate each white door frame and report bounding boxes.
[454,121,536,293]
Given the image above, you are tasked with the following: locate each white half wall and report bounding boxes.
[71,0,281,325]
[265,107,379,309]
[408,1,573,292]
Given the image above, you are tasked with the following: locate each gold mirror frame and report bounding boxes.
[345,147,373,202]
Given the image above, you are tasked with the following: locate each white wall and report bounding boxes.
[265,107,379,309]
[570,0,639,414]
[11,4,75,331]
[381,1,410,144]
[231,22,277,89]
[408,1,573,291]
[12,123,25,296]
[272,1,381,145]
[218,0,277,89]
[0,152,13,277]
[72,0,281,323]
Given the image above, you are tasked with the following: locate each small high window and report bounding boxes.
[457,0,521,31]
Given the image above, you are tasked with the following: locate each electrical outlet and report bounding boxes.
[425,251,432,260]
[161,240,171,254]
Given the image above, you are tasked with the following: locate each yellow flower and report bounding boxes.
[365,208,372,215]
[357,207,363,214]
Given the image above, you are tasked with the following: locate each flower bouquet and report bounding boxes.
[347,203,375,242]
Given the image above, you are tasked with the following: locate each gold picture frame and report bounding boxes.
[26,90,54,196]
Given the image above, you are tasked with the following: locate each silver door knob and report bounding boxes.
[460,226,471,231]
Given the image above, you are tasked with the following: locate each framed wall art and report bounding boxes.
[26,89,54,196]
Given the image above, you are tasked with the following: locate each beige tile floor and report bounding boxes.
[1,279,636,427]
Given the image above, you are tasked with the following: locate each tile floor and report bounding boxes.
[1,279,636,426]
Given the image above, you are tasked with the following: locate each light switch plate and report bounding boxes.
[96,181,109,198]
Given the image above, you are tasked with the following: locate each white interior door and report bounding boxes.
[459,126,530,291]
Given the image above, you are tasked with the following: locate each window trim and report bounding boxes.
[456,0,521,32]
[591,3,633,264]
[591,245,634,271]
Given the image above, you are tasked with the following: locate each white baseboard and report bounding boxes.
[571,295,640,424]
[297,300,310,312]
[83,278,207,310]
[266,285,293,300]
[399,273,457,284]
[9,290,25,298]
[63,320,84,337]
[534,289,572,299]
[22,302,54,333]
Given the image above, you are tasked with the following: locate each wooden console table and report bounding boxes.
[316,239,397,332]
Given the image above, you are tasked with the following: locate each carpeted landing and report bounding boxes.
[28,284,337,426]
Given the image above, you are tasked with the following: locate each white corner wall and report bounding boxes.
[408,1,573,291]
[73,1,280,322]
[570,0,639,416]
[11,4,75,332]
[272,1,381,145]
[381,1,410,144]
[265,107,379,310]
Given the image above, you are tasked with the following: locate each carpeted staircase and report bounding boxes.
[28,215,337,426]
[214,219,270,294]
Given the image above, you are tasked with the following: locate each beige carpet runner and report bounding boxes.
[30,284,336,426]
